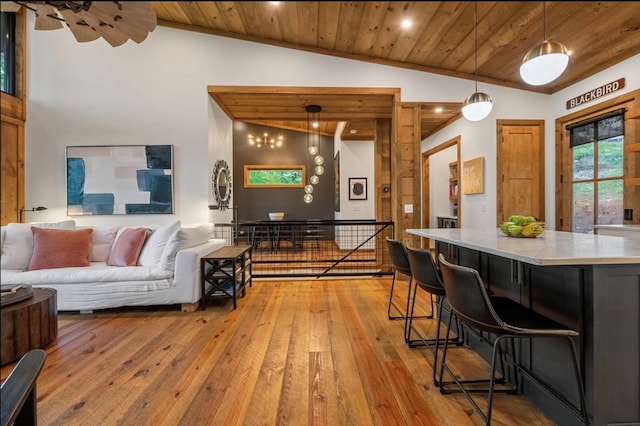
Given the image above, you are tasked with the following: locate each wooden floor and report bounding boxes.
[1,278,555,426]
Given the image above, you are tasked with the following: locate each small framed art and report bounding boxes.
[349,177,367,200]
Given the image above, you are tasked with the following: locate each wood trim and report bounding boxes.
[496,119,545,226]
[421,136,461,248]
[555,89,640,230]
[0,9,26,225]
[243,164,306,188]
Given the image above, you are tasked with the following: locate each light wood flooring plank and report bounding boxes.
[1,278,555,426]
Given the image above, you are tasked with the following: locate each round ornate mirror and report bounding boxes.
[212,160,232,210]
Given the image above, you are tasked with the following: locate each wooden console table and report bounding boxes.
[1,288,58,365]
[200,245,252,310]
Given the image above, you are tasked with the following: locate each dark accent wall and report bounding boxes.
[232,122,335,221]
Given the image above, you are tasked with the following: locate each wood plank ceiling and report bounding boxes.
[155,2,640,140]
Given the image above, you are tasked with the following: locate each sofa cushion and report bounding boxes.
[138,220,181,266]
[28,227,94,270]
[1,220,76,270]
[78,225,120,262]
[160,223,213,271]
[107,227,151,266]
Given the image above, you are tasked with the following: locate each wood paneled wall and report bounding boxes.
[1,9,26,225]
[392,103,422,247]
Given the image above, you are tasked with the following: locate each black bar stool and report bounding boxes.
[437,254,589,425]
[405,245,462,386]
[385,238,432,325]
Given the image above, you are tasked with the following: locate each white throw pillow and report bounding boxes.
[138,220,181,266]
[160,223,213,271]
[78,225,120,262]
[0,220,76,270]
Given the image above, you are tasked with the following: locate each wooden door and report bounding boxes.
[1,119,24,225]
[496,120,545,225]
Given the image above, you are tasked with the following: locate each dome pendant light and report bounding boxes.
[520,1,569,86]
[462,1,493,122]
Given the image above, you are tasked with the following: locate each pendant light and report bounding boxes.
[462,1,493,122]
[520,1,569,86]
[304,105,323,203]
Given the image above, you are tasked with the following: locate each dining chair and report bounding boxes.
[437,254,589,425]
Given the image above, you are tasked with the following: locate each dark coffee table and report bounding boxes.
[1,287,57,365]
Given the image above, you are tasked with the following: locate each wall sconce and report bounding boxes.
[20,206,48,223]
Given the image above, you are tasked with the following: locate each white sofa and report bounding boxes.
[0,220,226,313]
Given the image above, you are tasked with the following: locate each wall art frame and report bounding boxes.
[243,164,305,188]
[462,156,484,195]
[66,144,174,216]
[349,177,367,200]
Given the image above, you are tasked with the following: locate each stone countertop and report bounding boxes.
[593,224,640,233]
[406,228,640,266]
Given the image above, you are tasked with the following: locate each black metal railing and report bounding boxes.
[213,220,394,278]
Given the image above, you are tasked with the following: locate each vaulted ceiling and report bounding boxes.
[153,2,640,139]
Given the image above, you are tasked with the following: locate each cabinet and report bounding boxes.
[200,245,252,310]
[448,161,459,217]
[437,216,458,228]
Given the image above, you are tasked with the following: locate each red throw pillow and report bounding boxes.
[107,227,151,266]
[28,227,94,270]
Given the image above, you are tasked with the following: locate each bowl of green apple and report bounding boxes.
[500,215,544,238]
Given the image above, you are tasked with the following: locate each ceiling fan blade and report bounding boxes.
[34,4,63,30]
[76,11,129,47]
[88,2,157,30]
[85,1,156,43]
[0,1,21,12]
[58,8,100,43]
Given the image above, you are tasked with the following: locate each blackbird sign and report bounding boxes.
[566,78,625,110]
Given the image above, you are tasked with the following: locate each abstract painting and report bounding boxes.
[66,145,174,215]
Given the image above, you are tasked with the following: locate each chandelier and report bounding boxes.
[303,105,324,203]
[247,132,283,149]
[1,1,157,47]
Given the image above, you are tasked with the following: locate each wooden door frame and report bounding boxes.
[421,136,461,247]
[496,119,545,226]
[555,89,640,231]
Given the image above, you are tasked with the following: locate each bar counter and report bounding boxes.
[407,228,640,426]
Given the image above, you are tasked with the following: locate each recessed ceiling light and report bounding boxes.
[350,129,357,134]
[401,19,412,29]
[434,107,443,113]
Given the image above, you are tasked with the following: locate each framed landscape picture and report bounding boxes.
[243,165,305,188]
[66,145,174,215]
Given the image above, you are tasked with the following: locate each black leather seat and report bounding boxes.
[437,254,589,425]
[1,349,47,426]
[385,238,432,325]
[405,246,462,386]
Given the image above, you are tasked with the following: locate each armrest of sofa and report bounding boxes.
[171,238,228,302]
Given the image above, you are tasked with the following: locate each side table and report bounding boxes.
[1,287,58,365]
[200,245,252,310]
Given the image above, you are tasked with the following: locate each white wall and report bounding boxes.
[422,55,640,229]
[337,140,375,220]
[24,15,640,229]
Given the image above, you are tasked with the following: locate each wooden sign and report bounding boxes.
[566,78,625,110]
